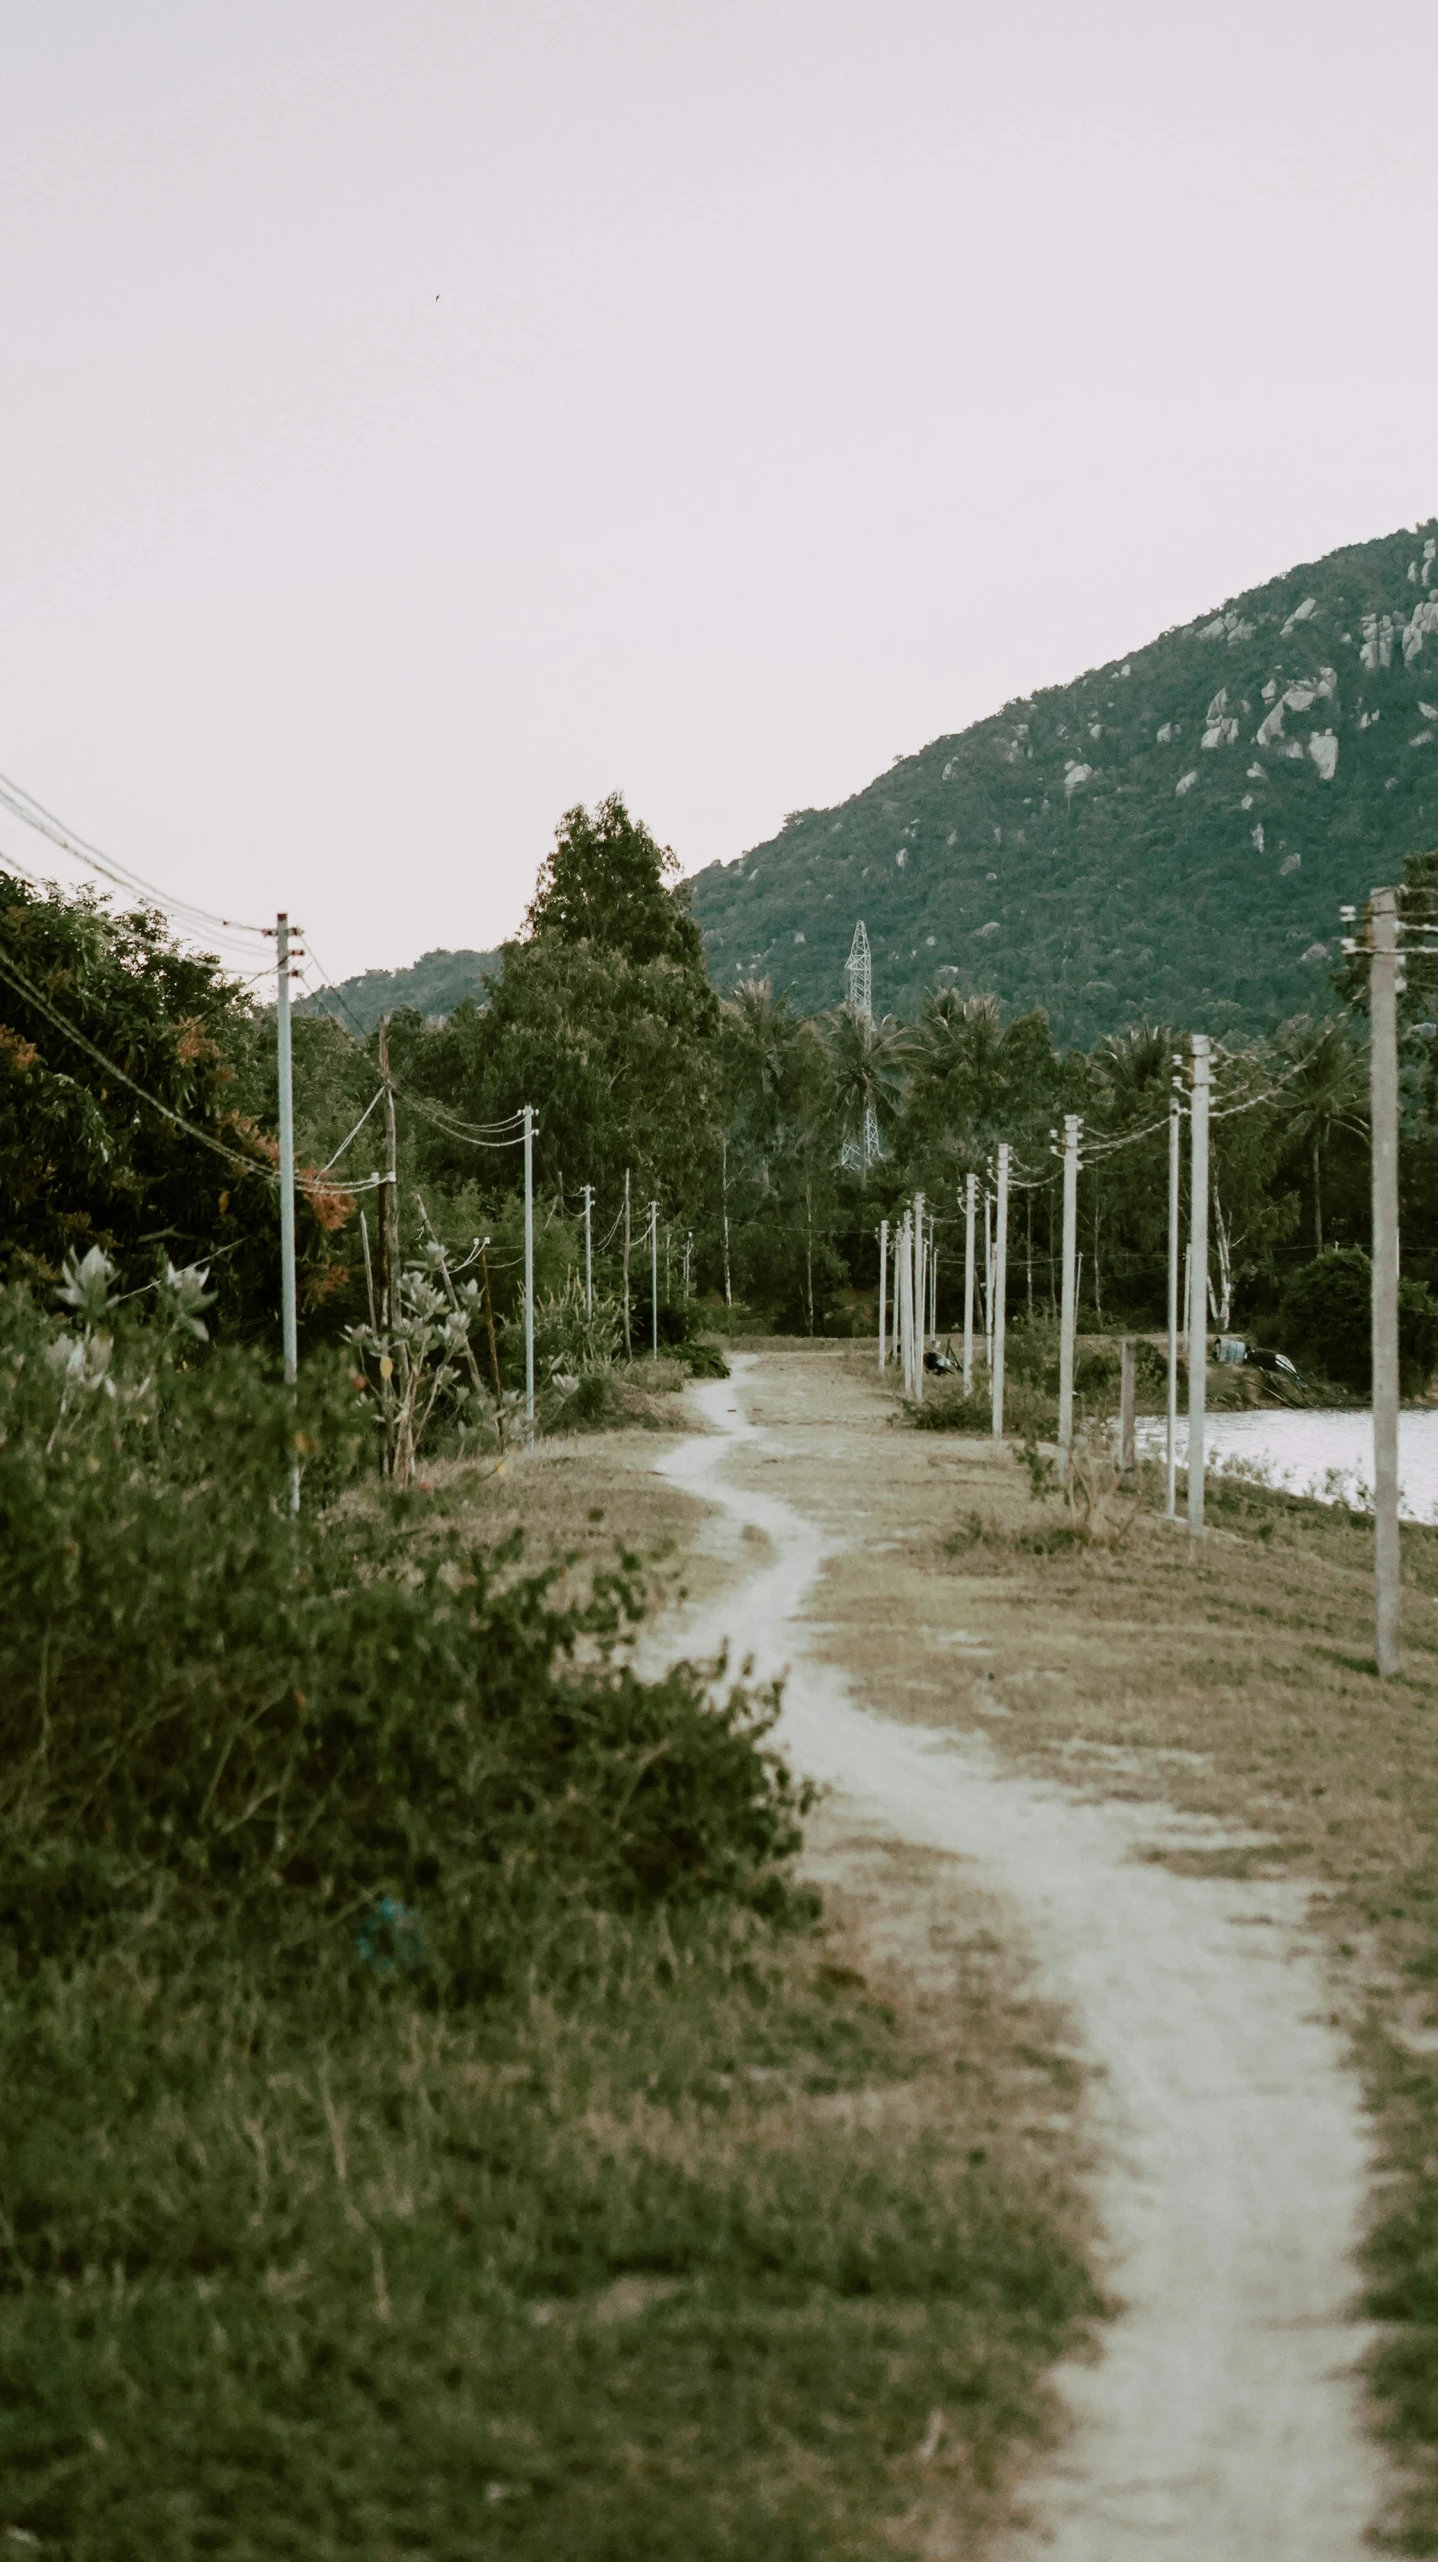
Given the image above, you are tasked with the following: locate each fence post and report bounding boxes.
[878,1217,888,1369]
[1119,1335,1136,1471]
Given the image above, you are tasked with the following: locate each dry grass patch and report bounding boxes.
[714,1344,1438,2549]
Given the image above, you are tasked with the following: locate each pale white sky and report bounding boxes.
[2,0,1435,983]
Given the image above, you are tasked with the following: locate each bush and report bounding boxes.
[531,1271,624,1376]
[1277,1249,1438,1395]
[0,1288,811,1989]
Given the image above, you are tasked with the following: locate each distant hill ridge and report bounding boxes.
[299,946,501,1035]
[687,518,1438,1045]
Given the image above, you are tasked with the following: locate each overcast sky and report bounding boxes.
[2,0,1435,985]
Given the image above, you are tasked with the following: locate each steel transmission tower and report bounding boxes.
[841,920,883,1174]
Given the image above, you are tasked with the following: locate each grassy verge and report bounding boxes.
[0,1321,1098,2561]
[0,1860,1097,2562]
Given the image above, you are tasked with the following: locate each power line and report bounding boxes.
[0,940,281,1182]
[0,772,271,958]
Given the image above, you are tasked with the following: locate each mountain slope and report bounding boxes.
[298,946,501,1035]
[688,519,1438,1044]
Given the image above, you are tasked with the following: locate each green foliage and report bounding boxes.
[690,517,1438,1049]
[0,880,284,1330]
[526,791,707,974]
[295,945,501,1033]
[0,1291,813,1989]
[1276,1246,1438,1395]
[532,1272,624,1376]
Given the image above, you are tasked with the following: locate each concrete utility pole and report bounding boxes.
[581,1184,594,1318]
[622,1167,632,1358]
[523,1103,535,1435]
[1368,888,1402,1675]
[274,914,298,1390]
[1057,1115,1081,1478]
[913,1191,926,1404]
[991,1142,1009,1441]
[878,1217,888,1369]
[1167,1088,1181,1520]
[903,1210,917,1396]
[1187,1035,1211,1540]
[275,913,300,1514]
[963,1171,976,1393]
[984,1183,995,1370]
[649,1201,660,1359]
[1119,1337,1137,1471]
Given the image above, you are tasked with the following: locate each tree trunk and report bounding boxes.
[721,1133,732,1305]
[1313,1134,1323,1253]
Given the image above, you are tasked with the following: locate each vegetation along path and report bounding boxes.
[656,1347,1386,2557]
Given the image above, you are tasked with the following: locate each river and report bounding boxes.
[1135,1407,1438,1522]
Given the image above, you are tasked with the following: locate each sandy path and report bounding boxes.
[656,1353,1385,2559]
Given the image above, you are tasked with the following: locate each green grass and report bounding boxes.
[0,1915,1096,2560]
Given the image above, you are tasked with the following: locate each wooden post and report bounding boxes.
[582,1184,594,1317]
[1187,1034,1210,1541]
[721,1132,732,1307]
[1057,1115,1081,1479]
[991,1143,1009,1441]
[878,1217,888,1369]
[1119,1336,1136,1471]
[963,1171,976,1394]
[1370,887,1402,1675]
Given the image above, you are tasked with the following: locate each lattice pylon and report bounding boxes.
[844,919,873,1021]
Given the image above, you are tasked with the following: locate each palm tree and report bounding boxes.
[906,989,1009,1144]
[821,1000,906,1179]
[1275,1016,1367,1250]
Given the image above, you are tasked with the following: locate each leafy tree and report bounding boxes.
[0,880,289,1334]
[524,793,705,973]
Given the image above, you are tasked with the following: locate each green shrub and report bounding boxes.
[1277,1248,1438,1395]
[531,1270,624,1376]
[0,1289,811,1989]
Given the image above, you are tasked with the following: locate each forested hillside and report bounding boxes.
[298,943,501,1032]
[689,519,1438,1045]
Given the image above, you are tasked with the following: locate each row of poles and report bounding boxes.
[275,914,690,1468]
[876,1041,1216,1529]
[278,894,1405,1677]
[878,922,1410,1683]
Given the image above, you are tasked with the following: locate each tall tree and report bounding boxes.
[1274,1016,1367,1251]
[525,793,705,972]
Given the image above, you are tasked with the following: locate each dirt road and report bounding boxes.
[656,1347,1386,2559]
